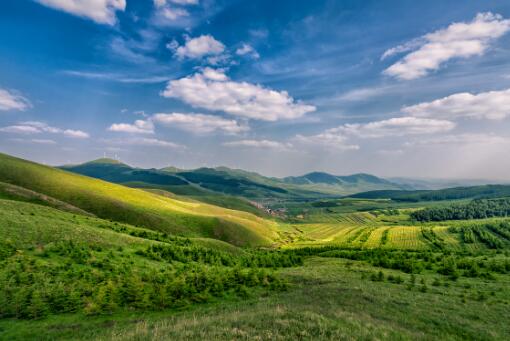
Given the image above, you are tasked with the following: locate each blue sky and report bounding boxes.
[1,0,510,179]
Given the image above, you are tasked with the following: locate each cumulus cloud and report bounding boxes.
[170,35,225,59]
[335,117,456,138]
[383,12,510,80]
[35,0,126,25]
[108,120,155,134]
[293,116,455,151]
[402,88,510,120]
[236,43,260,59]
[0,89,31,111]
[161,69,316,121]
[0,121,89,138]
[223,139,291,150]
[153,113,248,134]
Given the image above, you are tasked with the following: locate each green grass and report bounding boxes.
[2,152,510,340]
[0,153,278,247]
[1,257,508,340]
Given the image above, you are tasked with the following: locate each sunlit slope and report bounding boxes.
[282,211,510,251]
[0,153,278,246]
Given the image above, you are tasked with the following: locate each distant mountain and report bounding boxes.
[282,172,408,195]
[284,172,397,186]
[62,160,409,209]
[348,184,510,202]
[388,177,509,190]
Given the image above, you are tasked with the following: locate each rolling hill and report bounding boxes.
[348,184,510,202]
[0,152,278,246]
[62,159,408,205]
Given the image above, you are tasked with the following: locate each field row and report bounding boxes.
[288,219,510,250]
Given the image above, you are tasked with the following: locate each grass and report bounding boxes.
[1,153,510,339]
[0,153,278,247]
[1,257,509,340]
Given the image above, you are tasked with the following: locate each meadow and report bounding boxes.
[1,153,510,340]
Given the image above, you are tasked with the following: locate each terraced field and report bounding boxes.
[285,211,510,251]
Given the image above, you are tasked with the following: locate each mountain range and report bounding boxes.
[60,159,410,206]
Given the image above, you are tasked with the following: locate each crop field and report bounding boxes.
[282,206,510,252]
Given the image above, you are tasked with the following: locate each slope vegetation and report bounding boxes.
[0,153,278,246]
[349,184,510,202]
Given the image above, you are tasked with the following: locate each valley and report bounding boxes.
[1,152,510,340]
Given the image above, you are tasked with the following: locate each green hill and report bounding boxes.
[0,153,278,246]
[62,160,408,206]
[348,184,510,202]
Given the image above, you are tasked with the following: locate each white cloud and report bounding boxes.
[293,133,360,151]
[293,116,455,151]
[160,7,189,20]
[63,70,170,84]
[236,43,260,59]
[154,0,198,6]
[383,12,510,80]
[402,88,510,120]
[201,67,228,81]
[0,121,89,138]
[171,35,225,59]
[161,69,316,121]
[108,120,155,134]
[0,89,31,111]
[381,38,424,60]
[105,137,184,149]
[63,129,90,139]
[336,86,391,102]
[223,139,291,150]
[0,125,40,134]
[31,139,57,145]
[153,112,248,134]
[405,133,510,147]
[335,117,456,138]
[35,0,126,25]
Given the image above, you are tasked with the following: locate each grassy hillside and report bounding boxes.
[0,198,298,321]
[63,160,408,204]
[1,179,510,339]
[0,153,278,247]
[3,256,509,340]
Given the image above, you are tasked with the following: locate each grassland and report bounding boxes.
[1,153,510,340]
[0,153,278,247]
[2,256,509,340]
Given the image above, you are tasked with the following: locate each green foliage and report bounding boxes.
[411,198,510,222]
[350,185,510,202]
[0,240,288,319]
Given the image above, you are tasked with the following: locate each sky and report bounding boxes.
[1,0,510,179]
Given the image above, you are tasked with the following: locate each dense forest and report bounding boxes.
[411,198,510,222]
[350,185,510,202]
